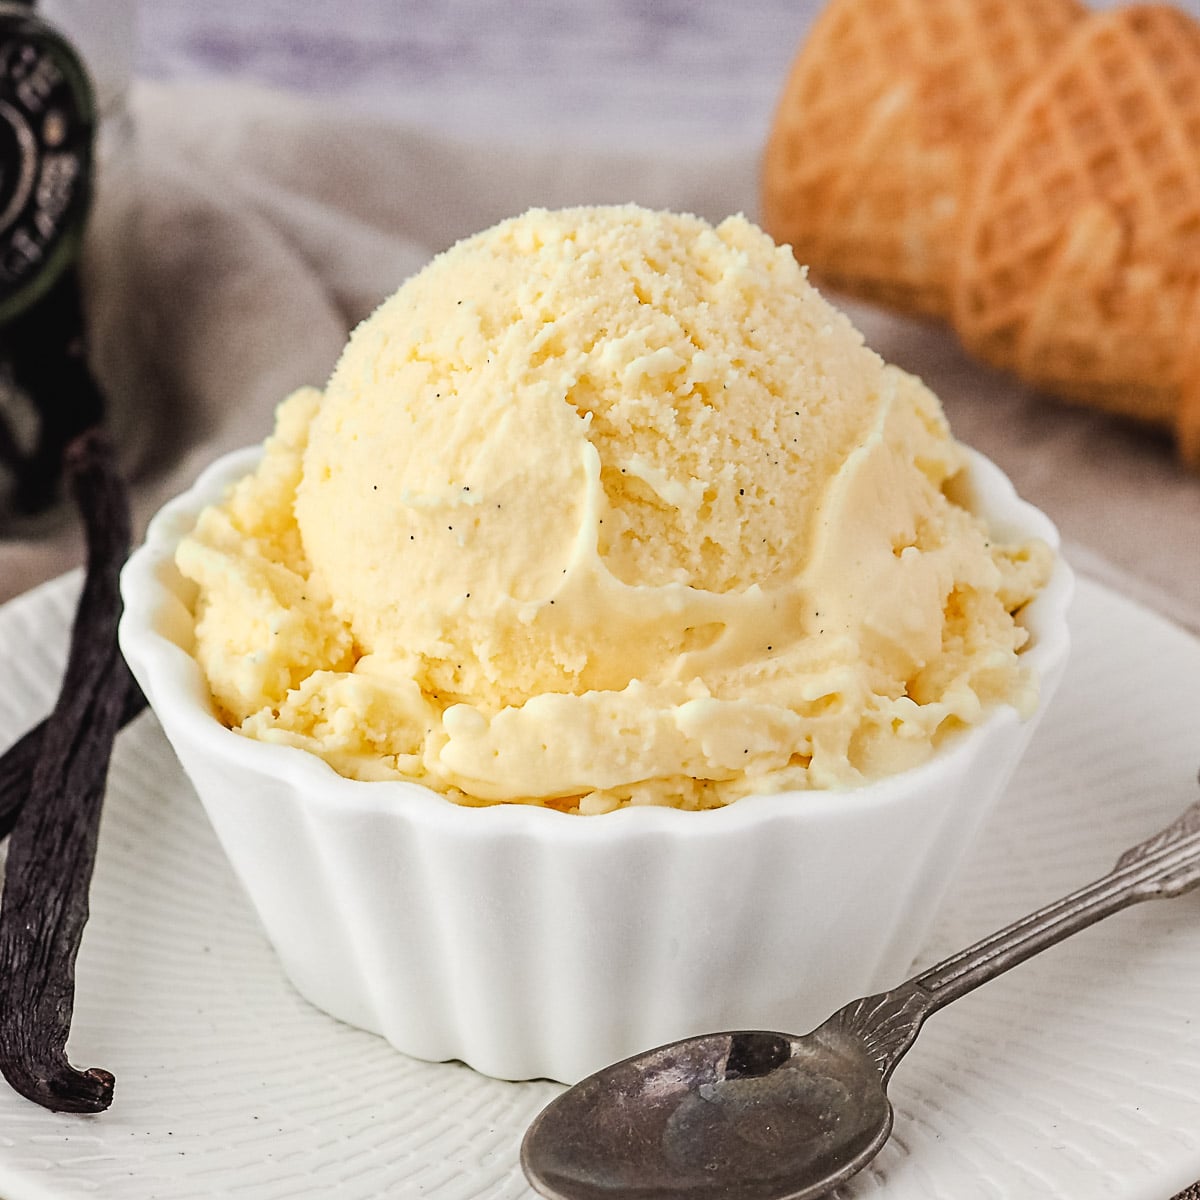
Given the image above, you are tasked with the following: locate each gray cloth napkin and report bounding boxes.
[2,78,1198,640]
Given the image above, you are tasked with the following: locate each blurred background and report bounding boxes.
[135,1,821,152]
[137,0,1183,151]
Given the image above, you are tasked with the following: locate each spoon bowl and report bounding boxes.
[523,1028,893,1200]
[523,794,1200,1200]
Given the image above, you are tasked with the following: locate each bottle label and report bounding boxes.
[0,7,97,526]
[0,9,95,324]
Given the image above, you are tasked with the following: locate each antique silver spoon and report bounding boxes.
[522,795,1200,1200]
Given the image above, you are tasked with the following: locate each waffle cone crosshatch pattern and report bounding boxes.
[763,0,1200,466]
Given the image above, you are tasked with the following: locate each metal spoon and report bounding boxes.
[522,795,1200,1200]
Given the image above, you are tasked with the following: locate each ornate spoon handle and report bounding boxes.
[830,797,1200,1081]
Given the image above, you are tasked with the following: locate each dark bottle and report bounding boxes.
[0,0,100,529]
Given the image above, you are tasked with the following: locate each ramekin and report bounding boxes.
[118,446,1072,1085]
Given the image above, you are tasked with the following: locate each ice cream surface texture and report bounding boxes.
[176,205,1051,813]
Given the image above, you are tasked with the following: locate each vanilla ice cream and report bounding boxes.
[176,205,1051,813]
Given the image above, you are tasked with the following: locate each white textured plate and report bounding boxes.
[0,570,1198,1200]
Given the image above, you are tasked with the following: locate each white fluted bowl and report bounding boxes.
[118,445,1072,1085]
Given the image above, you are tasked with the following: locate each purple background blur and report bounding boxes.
[135,0,1198,152]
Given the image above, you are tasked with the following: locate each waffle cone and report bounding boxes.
[761,0,1083,318]
[953,4,1200,437]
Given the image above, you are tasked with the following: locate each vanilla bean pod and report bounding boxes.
[0,428,130,1113]
[0,665,145,842]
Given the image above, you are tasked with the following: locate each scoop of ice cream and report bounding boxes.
[177,205,1051,812]
[298,207,896,701]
